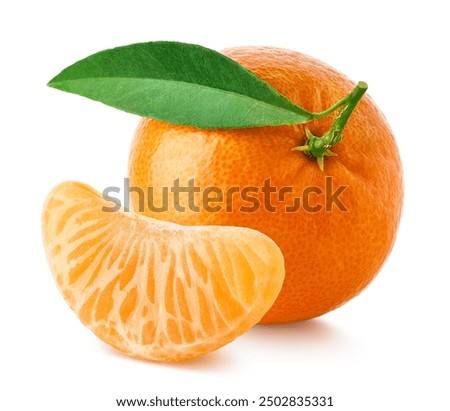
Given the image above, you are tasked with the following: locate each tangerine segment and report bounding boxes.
[42,181,285,362]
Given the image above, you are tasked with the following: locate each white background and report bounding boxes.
[1,1,449,410]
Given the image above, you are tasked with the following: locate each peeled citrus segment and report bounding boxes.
[42,181,284,362]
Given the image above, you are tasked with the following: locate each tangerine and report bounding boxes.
[129,46,403,323]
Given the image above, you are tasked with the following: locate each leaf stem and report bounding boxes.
[310,94,350,119]
[292,81,368,170]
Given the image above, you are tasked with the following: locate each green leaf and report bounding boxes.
[48,41,313,129]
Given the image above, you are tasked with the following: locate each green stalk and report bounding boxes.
[293,81,368,170]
